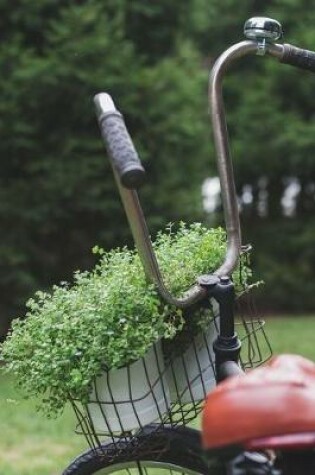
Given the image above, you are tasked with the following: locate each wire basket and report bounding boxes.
[70,284,272,458]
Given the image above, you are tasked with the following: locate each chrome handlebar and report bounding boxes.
[95,17,310,309]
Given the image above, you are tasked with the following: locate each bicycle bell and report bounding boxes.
[244,17,283,42]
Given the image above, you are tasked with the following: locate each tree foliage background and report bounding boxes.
[1,0,315,336]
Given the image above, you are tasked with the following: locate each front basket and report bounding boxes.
[70,288,272,458]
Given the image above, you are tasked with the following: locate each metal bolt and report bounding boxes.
[220,276,231,285]
[197,274,220,287]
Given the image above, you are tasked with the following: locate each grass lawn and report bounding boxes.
[266,315,315,360]
[0,376,86,474]
[1,315,314,474]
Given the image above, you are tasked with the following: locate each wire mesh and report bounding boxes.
[237,291,273,370]
[70,285,272,458]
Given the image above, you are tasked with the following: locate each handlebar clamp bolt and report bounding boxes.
[197,274,220,288]
[220,276,231,285]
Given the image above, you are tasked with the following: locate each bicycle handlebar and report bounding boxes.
[94,17,315,309]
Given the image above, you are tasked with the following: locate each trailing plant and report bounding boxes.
[1,223,252,417]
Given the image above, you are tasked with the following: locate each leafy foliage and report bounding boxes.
[1,0,315,335]
[1,223,251,417]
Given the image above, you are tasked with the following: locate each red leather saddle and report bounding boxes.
[202,354,315,451]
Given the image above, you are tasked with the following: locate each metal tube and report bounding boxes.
[266,42,284,59]
[209,40,284,277]
[209,41,258,277]
[113,174,207,308]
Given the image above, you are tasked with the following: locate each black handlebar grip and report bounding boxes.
[94,93,146,189]
[99,111,145,189]
[280,43,315,73]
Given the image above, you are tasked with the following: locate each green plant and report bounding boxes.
[1,223,252,417]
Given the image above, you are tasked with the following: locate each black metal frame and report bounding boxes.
[199,276,242,382]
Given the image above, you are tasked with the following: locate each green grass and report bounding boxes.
[266,315,315,360]
[1,316,314,474]
[0,376,86,474]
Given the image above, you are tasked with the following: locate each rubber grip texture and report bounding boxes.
[99,111,145,189]
[280,43,315,73]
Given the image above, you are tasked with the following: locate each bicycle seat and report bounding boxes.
[202,354,315,450]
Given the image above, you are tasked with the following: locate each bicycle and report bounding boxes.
[63,17,315,475]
